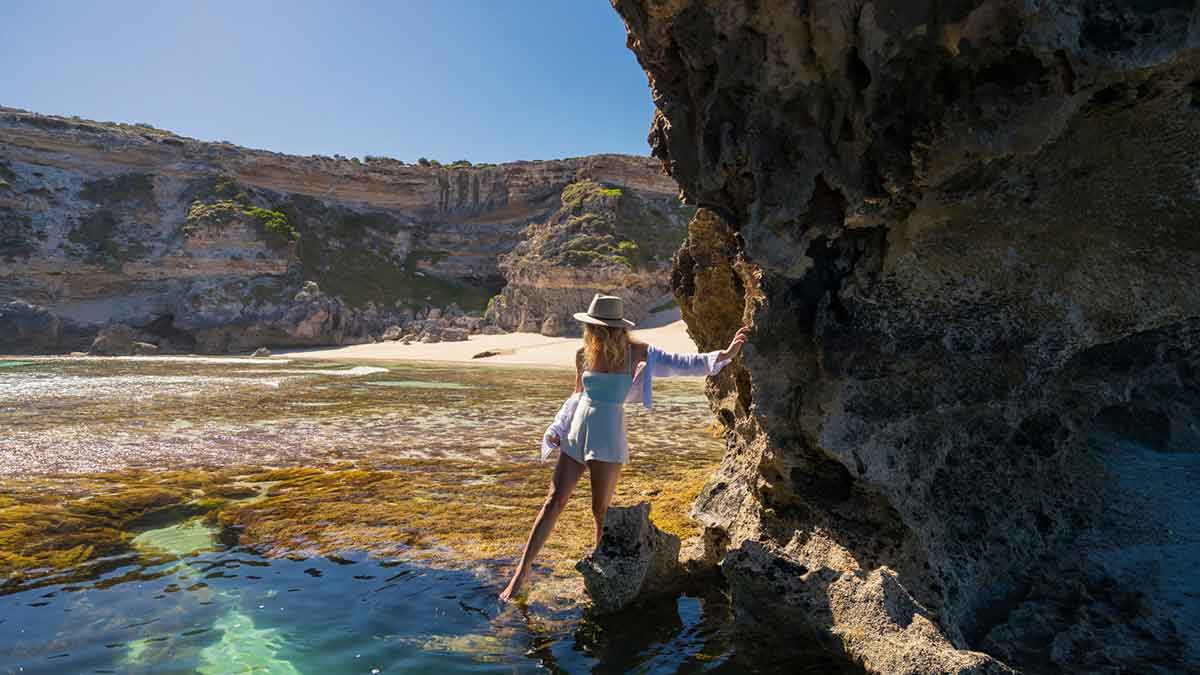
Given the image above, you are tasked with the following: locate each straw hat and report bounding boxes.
[573,293,635,328]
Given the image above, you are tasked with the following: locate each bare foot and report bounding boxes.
[498,569,529,603]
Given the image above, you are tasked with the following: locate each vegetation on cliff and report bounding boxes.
[505,179,689,273]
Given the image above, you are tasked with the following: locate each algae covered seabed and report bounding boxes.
[0,356,827,672]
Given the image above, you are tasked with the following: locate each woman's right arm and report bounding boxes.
[541,349,585,458]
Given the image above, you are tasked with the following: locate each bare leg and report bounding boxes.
[587,459,623,548]
[499,453,586,602]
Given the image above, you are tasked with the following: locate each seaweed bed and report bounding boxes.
[0,357,725,610]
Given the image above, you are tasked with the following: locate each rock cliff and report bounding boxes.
[614,1,1200,673]
[0,107,681,352]
[485,179,691,335]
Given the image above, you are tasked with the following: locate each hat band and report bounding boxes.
[589,311,621,320]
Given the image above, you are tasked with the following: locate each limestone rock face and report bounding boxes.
[614,1,1200,672]
[0,300,69,353]
[484,180,691,336]
[576,502,682,614]
[0,108,678,352]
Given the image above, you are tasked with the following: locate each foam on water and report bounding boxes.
[366,380,473,389]
[20,355,296,365]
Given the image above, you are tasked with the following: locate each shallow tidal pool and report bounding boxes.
[0,356,852,673]
[2,524,756,674]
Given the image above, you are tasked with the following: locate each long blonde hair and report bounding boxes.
[581,323,636,373]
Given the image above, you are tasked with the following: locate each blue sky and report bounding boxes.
[0,1,655,163]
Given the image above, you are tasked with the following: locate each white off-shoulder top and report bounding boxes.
[540,344,732,462]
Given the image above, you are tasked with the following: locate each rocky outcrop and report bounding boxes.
[576,502,682,613]
[0,108,679,353]
[0,300,80,354]
[615,1,1200,673]
[485,180,691,335]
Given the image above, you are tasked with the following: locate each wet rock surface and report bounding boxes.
[614,1,1200,672]
[576,502,682,614]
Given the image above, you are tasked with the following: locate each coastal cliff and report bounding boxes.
[614,1,1200,673]
[485,179,692,335]
[0,107,681,352]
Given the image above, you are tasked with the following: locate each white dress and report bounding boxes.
[541,344,731,462]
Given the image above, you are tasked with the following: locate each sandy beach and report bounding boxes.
[277,308,700,369]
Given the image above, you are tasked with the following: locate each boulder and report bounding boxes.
[480,324,507,335]
[0,301,61,354]
[575,502,682,614]
[441,327,469,342]
[88,324,137,356]
[380,325,404,341]
[723,541,1012,674]
[293,280,321,303]
[540,314,567,337]
[131,341,159,355]
[677,525,728,579]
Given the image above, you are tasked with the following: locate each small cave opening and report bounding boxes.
[139,313,196,351]
[846,49,872,92]
[975,50,1047,91]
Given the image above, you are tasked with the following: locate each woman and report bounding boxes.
[499,293,750,602]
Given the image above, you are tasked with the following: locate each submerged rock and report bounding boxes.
[576,502,682,614]
[614,0,1200,672]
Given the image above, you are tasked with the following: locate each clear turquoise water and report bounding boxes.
[0,540,789,674]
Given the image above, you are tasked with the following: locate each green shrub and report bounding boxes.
[244,206,298,243]
[185,200,298,245]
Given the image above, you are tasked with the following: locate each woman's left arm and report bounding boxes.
[650,325,751,377]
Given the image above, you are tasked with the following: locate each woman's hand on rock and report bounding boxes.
[721,325,751,361]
